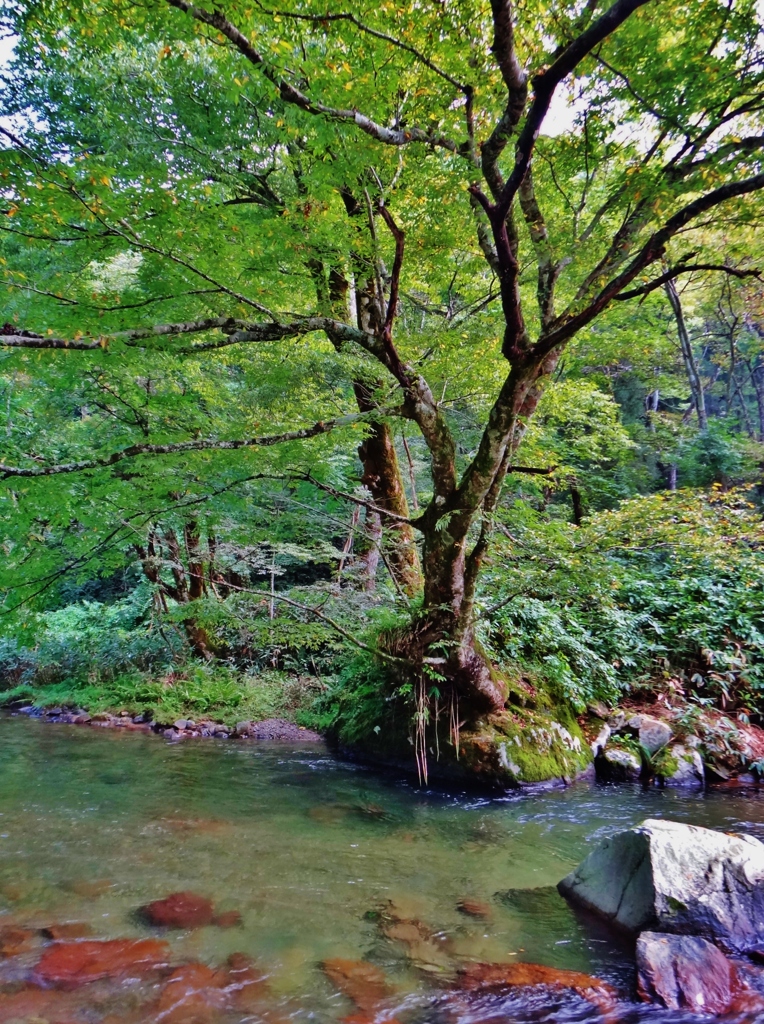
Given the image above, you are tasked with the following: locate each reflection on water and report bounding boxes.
[1,713,764,1023]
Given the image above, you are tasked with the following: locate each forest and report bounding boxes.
[0,0,763,787]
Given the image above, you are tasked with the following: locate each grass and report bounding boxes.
[0,665,324,727]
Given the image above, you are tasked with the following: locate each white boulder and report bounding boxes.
[558,818,764,953]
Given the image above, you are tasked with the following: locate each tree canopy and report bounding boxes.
[1,0,763,780]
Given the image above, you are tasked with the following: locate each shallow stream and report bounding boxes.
[1,713,764,1023]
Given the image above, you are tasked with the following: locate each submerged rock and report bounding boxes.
[140,891,215,929]
[225,952,271,1013]
[0,986,80,1023]
[376,898,452,970]
[456,897,492,919]
[0,925,37,958]
[308,803,349,824]
[322,958,393,1011]
[62,878,112,898]
[154,954,270,1022]
[558,818,764,952]
[636,932,738,1013]
[212,910,242,929]
[32,938,170,988]
[156,962,228,1023]
[40,922,93,941]
[455,961,617,1011]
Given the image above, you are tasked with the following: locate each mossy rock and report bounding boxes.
[320,657,593,789]
[456,710,592,787]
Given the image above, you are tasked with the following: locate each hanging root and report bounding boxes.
[449,690,461,759]
[414,671,428,786]
[412,681,465,785]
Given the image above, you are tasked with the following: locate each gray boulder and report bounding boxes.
[639,716,672,754]
[637,932,738,1013]
[664,744,704,786]
[594,746,641,782]
[557,818,764,952]
[590,723,611,756]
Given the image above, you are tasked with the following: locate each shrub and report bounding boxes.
[481,487,764,712]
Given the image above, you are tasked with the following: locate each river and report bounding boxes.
[1,712,763,1023]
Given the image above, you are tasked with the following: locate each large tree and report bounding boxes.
[1,0,763,751]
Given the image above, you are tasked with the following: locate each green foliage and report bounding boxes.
[677,425,748,487]
[0,581,332,723]
[174,590,347,674]
[0,0,763,774]
[2,664,317,725]
[481,487,764,711]
[305,652,394,745]
[0,583,179,688]
[300,602,417,743]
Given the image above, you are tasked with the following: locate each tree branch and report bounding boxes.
[518,164,557,328]
[668,134,764,182]
[252,1,468,93]
[177,316,377,354]
[377,203,405,341]
[302,473,421,529]
[0,317,244,350]
[166,0,458,152]
[536,171,764,354]
[614,263,762,301]
[481,0,528,198]
[507,464,557,474]
[0,315,382,357]
[0,409,392,479]
[494,0,652,223]
[65,193,276,317]
[0,332,105,350]
[223,582,411,665]
[3,280,226,311]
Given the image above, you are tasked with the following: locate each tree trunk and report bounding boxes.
[309,249,422,596]
[390,356,558,720]
[354,380,421,595]
[137,523,214,660]
[356,509,382,591]
[746,357,764,441]
[569,477,584,525]
[665,279,708,430]
[732,371,755,437]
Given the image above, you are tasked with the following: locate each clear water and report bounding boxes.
[1,713,764,1023]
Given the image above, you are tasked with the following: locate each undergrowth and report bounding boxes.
[1,488,762,750]
[1,666,321,726]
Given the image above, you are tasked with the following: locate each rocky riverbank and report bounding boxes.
[559,818,764,1015]
[9,704,322,743]
[582,700,764,788]
[8,693,764,795]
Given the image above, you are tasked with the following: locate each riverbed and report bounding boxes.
[1,712,764,1023]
